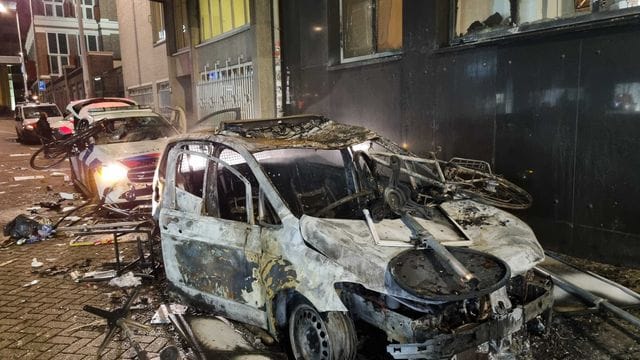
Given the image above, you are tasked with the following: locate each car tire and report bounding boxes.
[288,299,357,360]
[15,129,22,144]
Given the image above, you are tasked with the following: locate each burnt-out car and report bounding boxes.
[152,115,553,359]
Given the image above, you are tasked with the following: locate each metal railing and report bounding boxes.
[197,61,256,121]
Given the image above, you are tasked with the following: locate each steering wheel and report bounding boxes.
[313,190,373,217]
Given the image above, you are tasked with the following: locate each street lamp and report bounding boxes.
[0,1,29,102]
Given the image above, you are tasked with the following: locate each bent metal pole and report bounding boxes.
[535,266,640,329]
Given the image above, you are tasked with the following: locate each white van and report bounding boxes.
[14,102,74,144]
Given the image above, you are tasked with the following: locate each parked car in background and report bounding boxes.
[69,105,178,205]
[65,97,137,128]
[152,115,552,360]
[14,102,74,144]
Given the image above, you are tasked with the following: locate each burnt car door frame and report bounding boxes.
[160,141,268,328]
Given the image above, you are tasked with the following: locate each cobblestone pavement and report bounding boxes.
[0,118,174,359]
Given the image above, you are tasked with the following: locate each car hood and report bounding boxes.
[299,199,544,299]
[90,139,168,163]
[23,116,72,130]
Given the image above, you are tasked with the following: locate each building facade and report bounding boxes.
[125,0,277,127]
[116,0,170,115]
[24,0,122,108]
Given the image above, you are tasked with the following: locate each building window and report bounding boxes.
[340,0,403,62]
[173,0,189,49]
[199,0,250,43]
[47,33,68,75]
[453,0,640,43]
[77,34,100,53]
[151,1,166,43]
[44,0,64,17]
[82,0,94,20]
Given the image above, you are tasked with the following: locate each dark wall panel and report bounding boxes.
[573,32,640,264]
[493,40,581,254]
[432,50,497,163]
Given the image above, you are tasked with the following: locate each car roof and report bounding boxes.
[20,102,58,108]
[68,97,137,113]
[172,114,379,152]
[90,108,164,121]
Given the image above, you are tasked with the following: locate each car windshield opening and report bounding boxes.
[23,106,61,118]
[93,116,178,144]
[255,148,356,219]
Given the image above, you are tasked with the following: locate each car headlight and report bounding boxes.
[97,163,129,184]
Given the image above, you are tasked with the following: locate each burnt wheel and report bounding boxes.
[288,301,357,360]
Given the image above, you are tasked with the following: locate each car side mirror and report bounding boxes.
[15,117,21,122]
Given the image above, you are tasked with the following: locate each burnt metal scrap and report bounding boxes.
[84,289,151,360]
[154,115,553,359]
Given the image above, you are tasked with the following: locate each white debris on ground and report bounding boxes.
[151,304,188,324]
[108,271,142,287]
[31,258,43,268]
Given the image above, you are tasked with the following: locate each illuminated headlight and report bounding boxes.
[25,125,34,130]
[97,163,129,184]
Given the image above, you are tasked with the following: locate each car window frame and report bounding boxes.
[166,146,256,225]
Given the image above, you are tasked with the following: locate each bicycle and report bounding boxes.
[30,122,105,170]
[367,151,532,210]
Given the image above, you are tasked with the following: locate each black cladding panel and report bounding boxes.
[432,49,497,163]
[572,32,640,262]
[493,40,581,252]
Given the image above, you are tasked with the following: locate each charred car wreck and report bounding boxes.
[152,115,553,359]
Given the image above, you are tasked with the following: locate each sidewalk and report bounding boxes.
[0,222,174,360]
[0,118,173,359]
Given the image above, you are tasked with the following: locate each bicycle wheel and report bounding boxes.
[446,166,532,210]
[30,140,71,170]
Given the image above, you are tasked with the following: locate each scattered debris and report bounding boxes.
[31,258,43,268]
[151,304,188,324]
[39,201,62,211]
[69,270,83,281]
[23,280,39,287]
[59,192,75,200]
[81,270,117,281]
[3,214,54,244]
[108,271,142,288]
[69,237,115,246]
[14,175,45,181]
[41,266,69,276]
[83,288,151,360]
[0,259,16,267]
[171,314,207,360]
